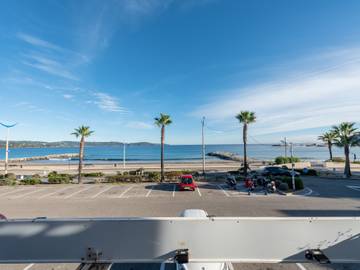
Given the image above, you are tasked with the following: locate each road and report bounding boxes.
[0,176,359,270]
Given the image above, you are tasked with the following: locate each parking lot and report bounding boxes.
[0,181,315,201]
[0,182,275,200]
[0,177,359,270]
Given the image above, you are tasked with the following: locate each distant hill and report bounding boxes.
[0,140,161,148]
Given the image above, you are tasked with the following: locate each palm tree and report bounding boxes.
[235,111,256,175]
[71,126,94,183]
[154,113,172,182]
[318,131,336,161]
[331,122,359,178]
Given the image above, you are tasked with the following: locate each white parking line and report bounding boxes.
[23,263,34,270]
[172,184,176,197]
[296,263,307,270]
[196,187,202,197]
[11,188,48,199]
[91,186,114,198]
[118,185,133,198]
[0,188,27,197]
[38,186,72,199]
[303,187,313,196]
[347,185,360,192]
[64,186,94,199]
[146,186,154,197]
[216,184,230,197]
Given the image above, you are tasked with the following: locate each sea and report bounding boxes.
[0,144,358,163]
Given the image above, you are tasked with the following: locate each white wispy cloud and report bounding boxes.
[193,47,360,136]
[74,0,213,60]
[17,33,62,51]
[23,53,78,80]
[13,101,46,112]
[92,91,126,112]
[126,121,153,129]
[63,94,74,99]
[120,0,174,15]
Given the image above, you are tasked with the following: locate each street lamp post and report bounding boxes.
[201,117,206,176]
[290,143,295,191]
[0,123,17,175]
[123,142,126,169]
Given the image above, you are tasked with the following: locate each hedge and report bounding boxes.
[275,156,301,165]
[276,176,304,190]
[81,172,104,177]
[48,171,72,184]
[105,175,143,183]
[0,179,16,186]
[0,173,16,180]
[21,174,42,185]
[145,172,161,182]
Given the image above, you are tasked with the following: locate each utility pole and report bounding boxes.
[0,123,17,175]
[123,142,126,169]
[290,143,295,191]
[284,137,287,158]
[201,117,206,176]
[5,129,9,175]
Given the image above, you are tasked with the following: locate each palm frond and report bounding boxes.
[71,126,94,138]
[236,111,256,124]
[154,113,172,127]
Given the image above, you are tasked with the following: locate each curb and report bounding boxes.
[277,190,293,196]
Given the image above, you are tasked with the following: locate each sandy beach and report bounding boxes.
[2,159,360,176]
[0,160,244,175]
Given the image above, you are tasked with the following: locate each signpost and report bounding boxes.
[0,122,17,174]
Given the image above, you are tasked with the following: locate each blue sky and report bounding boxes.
[1,0,360,144]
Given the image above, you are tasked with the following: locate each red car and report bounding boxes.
[178,175,197,191]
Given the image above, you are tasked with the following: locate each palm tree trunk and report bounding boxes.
[160,125,165,182]
[78,137,84,184]
[328,142,333,161]
[243,123,248,175]
[344,144,351,178]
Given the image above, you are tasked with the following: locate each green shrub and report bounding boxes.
[0,178,16,186]
[274,156,300,164]
[4,173,16,180]
[81,172,104,177]
[21,177,41,185]
[128,170,139,175]
[48,171,71,184]
[146,171,161,182]
[164,171,184,180]
[105,175,143,183]
[277,176,304,190]
[278,182,289,191]
[329,157,344,162]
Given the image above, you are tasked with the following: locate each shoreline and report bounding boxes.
[1,159,360,176]
[0,160,243,175]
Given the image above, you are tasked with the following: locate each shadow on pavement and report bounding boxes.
[144,183,175,192]
[280,209,360,217]
[302,176,360,200]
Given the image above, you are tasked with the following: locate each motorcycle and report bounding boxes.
[264,180,276,195]
[226,175,237,190]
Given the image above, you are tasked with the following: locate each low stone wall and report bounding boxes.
[324,162,360,169]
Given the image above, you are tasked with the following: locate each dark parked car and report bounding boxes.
[261,166,300,177]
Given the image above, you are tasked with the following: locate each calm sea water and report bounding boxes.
[0,144,359,163]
